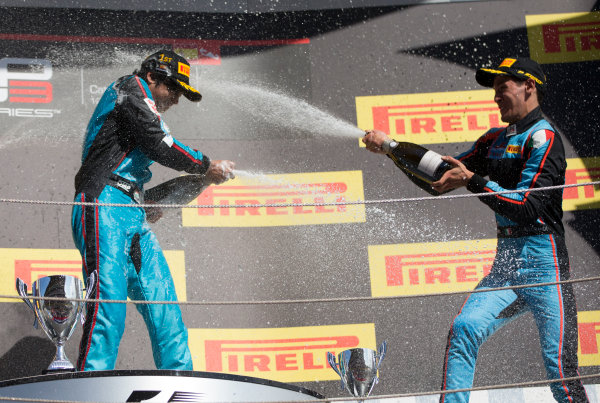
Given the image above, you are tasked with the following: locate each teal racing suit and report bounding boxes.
[440,108,588,403]
[72,74,210,371]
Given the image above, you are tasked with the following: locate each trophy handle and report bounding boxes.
[376,340,387,371]
[80,271,97,325]
[16,278,38,329]
[327,352,345,390]
[372,340,388,386]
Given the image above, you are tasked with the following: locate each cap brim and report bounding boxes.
[475,68,510,88]
[176,79,202,102]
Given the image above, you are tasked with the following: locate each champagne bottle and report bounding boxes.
[383,140,452,195]
[144,175,208,205]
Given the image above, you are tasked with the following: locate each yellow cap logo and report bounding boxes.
[499,58,517,68]
[178,62,190,78]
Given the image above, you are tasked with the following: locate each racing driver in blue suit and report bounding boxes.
[363,57,588,402]
[72,50,235,371]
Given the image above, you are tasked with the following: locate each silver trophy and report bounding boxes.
[16,272,96,372]
[327,340,387,400]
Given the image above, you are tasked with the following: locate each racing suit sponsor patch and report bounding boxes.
[143,97,161,117]
[507,124,517,136]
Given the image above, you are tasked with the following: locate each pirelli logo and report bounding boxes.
[506,145,521,154]
[189,324,376,382]
[526,12,600,64]
[0,248,188,302]
[578,310,600,366]
[368,239,497,297]
[177,62,190,78]
[182,171,365,227]
[356,89,502,145]
[563,157,600,211]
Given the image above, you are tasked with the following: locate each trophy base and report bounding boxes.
[41,368,76,375]
[43,359,76,375]
[0,370,324,402]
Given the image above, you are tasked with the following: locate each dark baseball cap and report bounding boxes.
[476,57,546,93]
[141,50,202,102]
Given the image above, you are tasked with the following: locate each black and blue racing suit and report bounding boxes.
[71,74,210,371]
[440,108,589,402]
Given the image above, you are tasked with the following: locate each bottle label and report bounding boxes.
[417,150,443,178]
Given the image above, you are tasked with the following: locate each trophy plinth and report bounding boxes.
[327,341,387,401]
[16,272,96,373]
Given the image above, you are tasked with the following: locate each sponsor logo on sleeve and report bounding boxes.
[144,97,160,117]
[182,171,365,227]
[0,248,187,302]
[578,310,600,366]
[563,157,600,211]
[188,323,376,383]
[356,89,502,145]
[368,239,497,297]
[526,11,600,64]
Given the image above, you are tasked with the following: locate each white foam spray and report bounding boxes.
[202,78,365,139]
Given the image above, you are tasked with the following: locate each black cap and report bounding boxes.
[140,50,202,102]
[476,57,546,94]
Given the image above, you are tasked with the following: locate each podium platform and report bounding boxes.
[0,370,325,402]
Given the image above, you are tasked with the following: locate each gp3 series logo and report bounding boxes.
[0,58,59,118]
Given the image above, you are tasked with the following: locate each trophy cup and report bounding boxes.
[327,340,387,400]
[16,272,96,372]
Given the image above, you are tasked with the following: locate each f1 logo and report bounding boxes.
[126,390,204,402]
[0,58,53,103]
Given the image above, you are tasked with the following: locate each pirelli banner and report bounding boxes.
[368,239,496,297]
[356,89,502,145]
[188,324,377,383]
[182,171,365,227]
[527,11,600,64]
[0,248,188,303]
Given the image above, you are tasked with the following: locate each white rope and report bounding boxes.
[0,180,597,209]
[7,275,600,306]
